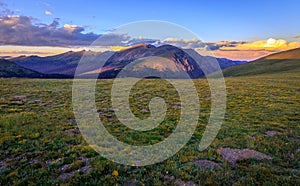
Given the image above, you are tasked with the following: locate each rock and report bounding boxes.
[265,130,282,137]
[124,179,143,186]
[13,95,26,100]
[218,147,272,165]
[62,128,80,135]
[79,165,93,174]
[164,175,175,182]
[60,164,70,172]
[0,161,7,173]
[288,137,300,143]
[193,159,221,169]
[174,179,198,186]
[164,175,198,186]
[58,172,74,181]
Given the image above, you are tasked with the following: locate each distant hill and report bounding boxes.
[11,51,87,76]
[221,48,300,77]
[0,59,45,78]
[0,59,70,78]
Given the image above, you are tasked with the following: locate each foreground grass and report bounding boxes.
[0,73,299,185]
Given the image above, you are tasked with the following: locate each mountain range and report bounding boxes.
[4,44,245,78]
[2,45,299,79]
[1,45,297,80]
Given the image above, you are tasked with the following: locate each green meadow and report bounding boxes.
[0,72,299,185]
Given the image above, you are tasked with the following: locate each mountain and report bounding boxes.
[10,44,245,78]
[221,48,300,77]
[0,59,70,78]
[80,44,246,78]
[11,50,86,76]
[82,44,204,78]
[0,59,45,78]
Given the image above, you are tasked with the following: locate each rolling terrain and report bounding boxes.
[222,48,300,77]
[0,72,299,185]
[0,47,299,185]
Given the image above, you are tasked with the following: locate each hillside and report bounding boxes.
[0,59,71,78]
[0,59,45,78]
[11,51,87,76]
[221,48,300,77]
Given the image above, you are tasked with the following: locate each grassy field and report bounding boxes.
[0,72,299,185]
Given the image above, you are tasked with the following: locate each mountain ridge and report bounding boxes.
[0,59,69,78]
[9,44,246,78]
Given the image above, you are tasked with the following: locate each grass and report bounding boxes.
[222,59,300,77]
[221,48,300,77]
[0,72,299,185]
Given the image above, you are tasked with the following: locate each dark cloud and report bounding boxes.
[162,38,206,49]
[0,2,15,16]
[159,39,247,50]
[205,41,247,50]
[0,15,103,46]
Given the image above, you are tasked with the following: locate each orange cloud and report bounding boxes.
[220,38,300,51]
[63,24,78,31]
[211,50,275,61]
[45,10,52,15]
[110,43,148,51]
[0,45,110,57]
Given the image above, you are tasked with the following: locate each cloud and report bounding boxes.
[0,2,15,16]
[196,38,300,60]
[206,50,275,61]
[43,2,53,8]
[0,15,103,46]
[45,10,52,15]
[220,38,300,51]
[162,38,206,49]
[160,38,248,51]
[92,33,131,46]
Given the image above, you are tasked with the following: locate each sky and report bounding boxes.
[0,0,299,60]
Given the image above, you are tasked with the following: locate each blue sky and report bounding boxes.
[2,0,299,42]
[0,0,299,60]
